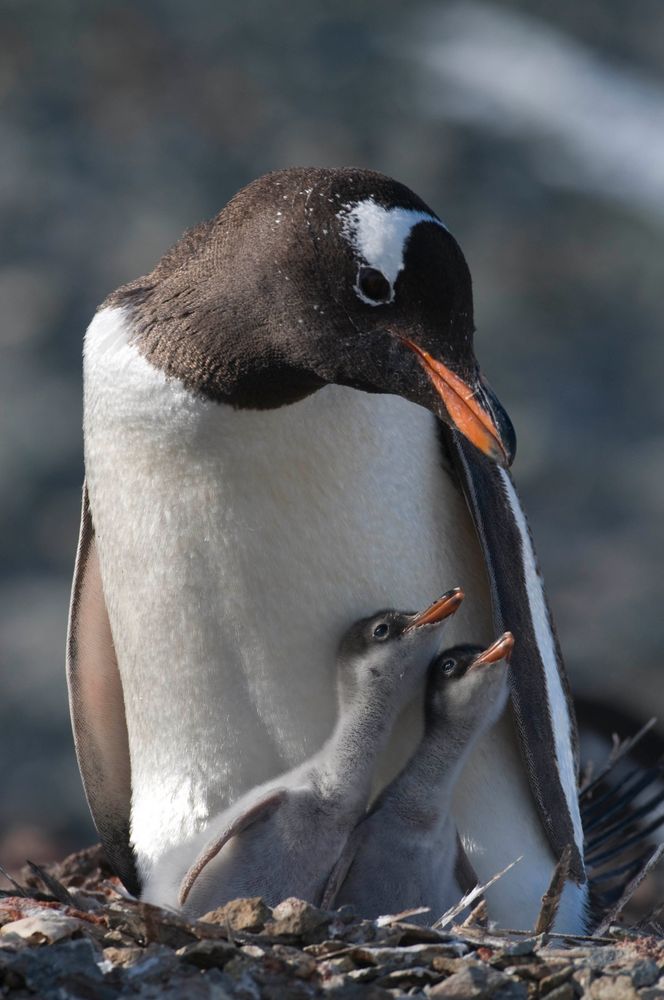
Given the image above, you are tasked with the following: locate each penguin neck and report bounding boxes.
[311,689,402,813]
[381,716,480,831]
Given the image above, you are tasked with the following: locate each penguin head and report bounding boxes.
[425,632,513,735]
[336,588,464,707]
[112,167,515,466]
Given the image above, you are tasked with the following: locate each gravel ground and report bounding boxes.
[0,846,662,999]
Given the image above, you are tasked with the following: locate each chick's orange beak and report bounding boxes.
[405,587,465,631]
[470,631,515,670]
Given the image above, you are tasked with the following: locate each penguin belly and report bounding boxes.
[84,306,586,929]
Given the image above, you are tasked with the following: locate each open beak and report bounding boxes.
[469,631,515,671]
[403,587,464,632]
[401,338,516,467]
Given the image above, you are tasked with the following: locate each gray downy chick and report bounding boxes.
[143,589,464,916]
[322,633,514,923]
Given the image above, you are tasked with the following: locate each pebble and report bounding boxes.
[589,975,640,1000]
[0,937,113,999]
[1,846,663,1000]
[543,985,575,1000]
[428,963,512,998]
[263,897,331,939]
[628,958,659,988]
[502,937,540,957]
[201,896,271,933]
[177,938,238,969]
[0,913,85,946]
[538,964,574,992]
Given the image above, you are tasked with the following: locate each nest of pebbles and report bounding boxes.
[0,845,662,999]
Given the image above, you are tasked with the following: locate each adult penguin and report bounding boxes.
[68,167,587,930]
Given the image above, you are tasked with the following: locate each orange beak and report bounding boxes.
[404,588,464,631]
[470,631,515,670]
[402,338,511,466]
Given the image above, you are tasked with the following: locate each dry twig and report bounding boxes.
[535,844,571,934]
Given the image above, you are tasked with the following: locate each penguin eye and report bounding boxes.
[357,266,392,304]
[372,622,389,640]
[441,658,457,674]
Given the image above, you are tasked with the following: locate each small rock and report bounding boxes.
[494,982,528,1000]
[334,905,357,924]
[428,964,511,998]
[136,902,201,950]
[588,948,621,971]
[142,967,234,999]
[0,898,66,924]
[1,937,112,998]
[177,938,237,969]
[271,943,317,978]
[0,913,85,946]
[431,956,466,976]
[375,965,440,987]
[264,898,331,938]
[347,966,379,982]
[343,943,465,971]
[502,937,539,957]
[122,943,180,981]
[539,965,574,993]
[304,939,349,956]
[324,979,392,999]
[543,985,575,1000]
[319,972,345,991]
[319,955,356,975]
[629,959,659,988]
[516,960,570,984]
[242,943,266,959]
[572,966,594,993]
[639,989,664,1000]
[589,975,640,1000]
[201,896,272,933]
[102,945,145,967]
[547,948,592,961]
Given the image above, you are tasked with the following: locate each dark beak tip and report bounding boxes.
[502,420,517,467]
[400,334,516,467]
[484,386,517,467]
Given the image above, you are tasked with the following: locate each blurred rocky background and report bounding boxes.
[1,1,663,871]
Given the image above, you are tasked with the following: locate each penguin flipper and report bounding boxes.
[67,482,140,895]
[179,788,288,908]
[445,429,585,882]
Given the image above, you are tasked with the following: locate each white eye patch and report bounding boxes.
[338,199,447,306]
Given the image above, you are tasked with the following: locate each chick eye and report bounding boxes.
[441,658,456,674]
[357,266,392,304]
[372,622,389,640]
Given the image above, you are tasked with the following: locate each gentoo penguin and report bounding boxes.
[68,166,587,929]
[143,590,464,915]
[322,633,514,923]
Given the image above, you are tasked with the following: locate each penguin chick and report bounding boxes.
[143,589,464,916]
[322,632,514,923]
